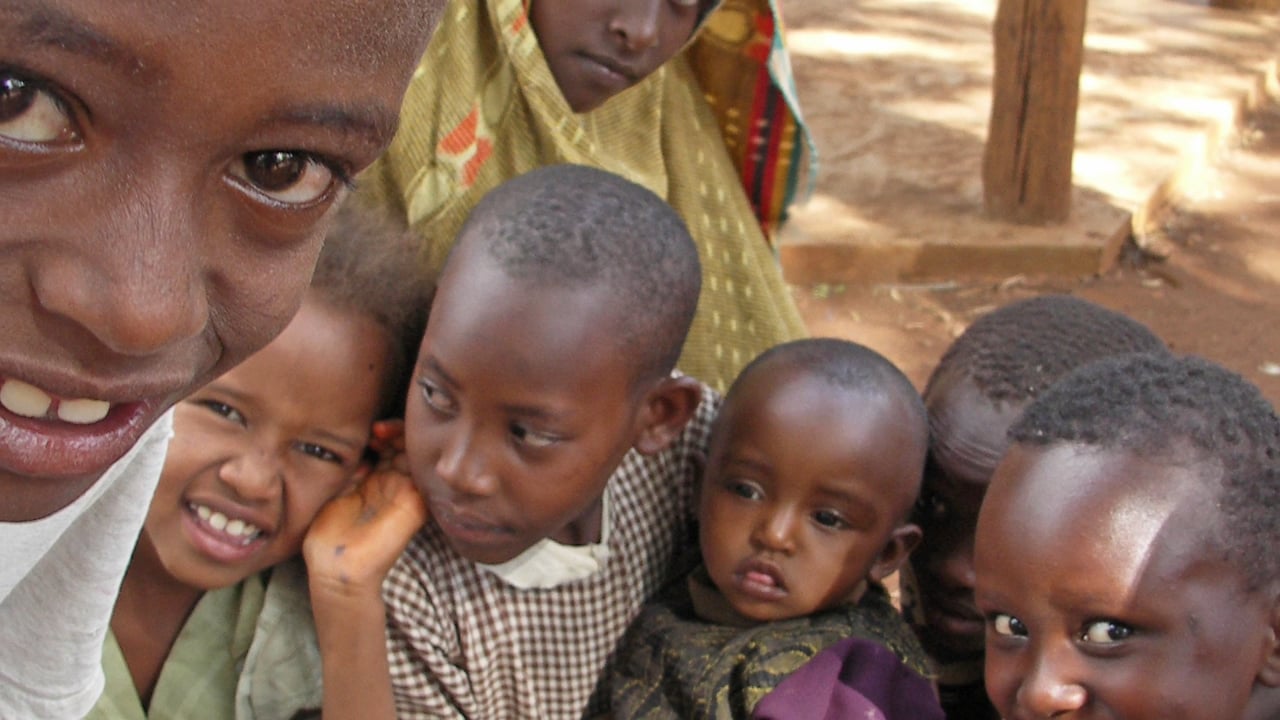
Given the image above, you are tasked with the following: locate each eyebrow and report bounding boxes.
[13,3,153,81]
[268,103,400,152]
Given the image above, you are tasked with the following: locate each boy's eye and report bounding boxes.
[726,479,763,501]
[509,422,557,448]
[812,509,850,529]
[297,441,343,465]
[991,613,1028,637]
[0,72,76,145]
[228,150,344,207]
[419,378,457,415]
[199,399,245,426]
[1081,620,1133,645]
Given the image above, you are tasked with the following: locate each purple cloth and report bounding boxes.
[752,637,945,720]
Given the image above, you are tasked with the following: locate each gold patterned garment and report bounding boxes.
[361,0,814,390]
[608,567,934,719]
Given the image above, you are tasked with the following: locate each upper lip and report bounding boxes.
[187,496,277,536]
[737,556,787,590]
[581,51,641,82]
[433,497,507,535]
[924,592,983,622]
[0,362,195,408]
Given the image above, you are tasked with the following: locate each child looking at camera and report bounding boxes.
[380,164,718,719]
[88,202,431,720]
[610,338,942,719]
[975,353,1280,720]
[899,295,1166,719]
[0,2,437,715]
[363,0,815,390]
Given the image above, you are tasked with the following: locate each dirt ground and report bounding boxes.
[787,16,1280,407]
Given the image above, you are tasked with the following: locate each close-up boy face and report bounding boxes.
[529,0,704,113]
[907,370,1023,656]
[975,443,1276,720]
[700,362,922,622]
[405,242,651,565]
[141,295,389,591]
[0,0,432,522]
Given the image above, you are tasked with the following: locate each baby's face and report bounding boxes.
[529,0,702,113]
[405,243,648,565]
[0,0,433,521]
[143,295,388,591]
[975,443,1273,720]
[700,364,922,622]
[908,371,1023,655]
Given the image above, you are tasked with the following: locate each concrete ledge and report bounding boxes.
[777,0,1280,286]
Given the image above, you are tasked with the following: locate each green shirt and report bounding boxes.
[88,560,323,720]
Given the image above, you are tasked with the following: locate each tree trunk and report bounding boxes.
[982,0,1087,224]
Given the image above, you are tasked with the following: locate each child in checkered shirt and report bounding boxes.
[376,164,719,719]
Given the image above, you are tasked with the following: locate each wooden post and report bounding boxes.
[982,0,1088,224]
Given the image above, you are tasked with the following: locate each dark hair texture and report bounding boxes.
[1010,352,1280,589]
[310,197,433,419]
[924,295,1167,405]
[453,164,701,385]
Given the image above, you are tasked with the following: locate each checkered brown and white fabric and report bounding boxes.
[383,385,720,719]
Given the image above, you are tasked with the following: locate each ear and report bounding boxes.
[632,375,703,456]
[868,523,924,583]
[1256,589,1280,687]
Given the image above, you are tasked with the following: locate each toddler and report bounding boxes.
[89,201,431,719]
[611,338,942,719]
[362,0,815,389]
[899,295,1165,719]
[975,352,1280,719]
[381,164,717,718]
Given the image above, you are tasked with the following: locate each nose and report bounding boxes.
[218,446,284,505]
[936,534,978,592]
[608,0,661,51]
[31,179,208,357]
[751,505,799,554]
[1016,644,1088,717]
[433,423,497,498]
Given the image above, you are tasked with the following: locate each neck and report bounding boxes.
[111,532,206,707]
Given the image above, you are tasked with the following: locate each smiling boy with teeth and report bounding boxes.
[610,338,941,719]
[0,0,439,716]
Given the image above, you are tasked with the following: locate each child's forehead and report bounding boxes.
[990,444,1220,566]
[10,0,428,71]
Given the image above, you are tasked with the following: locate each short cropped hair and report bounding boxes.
[1010,353,1280,589]
[311,197,433,418]
[736,338,929,458]
[455,164,701,385]
[925,295,1166,404]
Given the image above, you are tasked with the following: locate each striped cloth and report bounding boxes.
[360,0,815,391]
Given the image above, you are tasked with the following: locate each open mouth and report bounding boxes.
[182,501,270,563]
[1,378,111,424]
[0,376,156,478]
[734,558,788,601]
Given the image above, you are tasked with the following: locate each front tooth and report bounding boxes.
[209,511,229,531]
[57,398,111,424]
[226,519,246,536]
[0,380,53,419]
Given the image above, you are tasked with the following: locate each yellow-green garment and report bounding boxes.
[363,0,814,390]
[86,561,323,720]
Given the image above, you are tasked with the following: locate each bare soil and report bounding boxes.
[792,97,1280,406]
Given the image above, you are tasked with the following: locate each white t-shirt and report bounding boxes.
[0,410,173,719]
